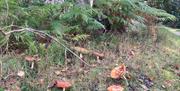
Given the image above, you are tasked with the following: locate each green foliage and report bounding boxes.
[72,34,90,41]
[0,0,176,54]
[0,88,4,91]
[0,0,65,53]
[136,1,176,21]
[94,0,175,31]
[147,0,180,27]
[94,0,135,30]
[59,5,105,33]
[47,43,65,65]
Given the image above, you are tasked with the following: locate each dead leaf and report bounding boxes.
[38,79,44,85]
[54,71,61,75]
[128,50,135,56]
[140,84,149,91]
[164,80,173,87]
[47,81,56,88]
[14,86,21,91]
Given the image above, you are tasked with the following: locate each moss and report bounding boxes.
[162,70,176,80]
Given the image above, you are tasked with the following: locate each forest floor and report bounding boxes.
[0,26,180,91]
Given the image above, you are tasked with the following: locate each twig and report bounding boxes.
[3,73,15,80]
[28,28,92,66]
[0,30,6,36]
[2,28,92,67]
[64,48,67,64]
[5,28,25,35]
[0,61,2,78]
[1,23,15,30]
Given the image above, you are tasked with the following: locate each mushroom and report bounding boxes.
[107,85,124,91]
[17,70,25,78]
[111,64,126,79]
[48,80,72,91]
[71,46,90,54]
[55,80,71,91]
[92,51,104,59]
[25,55,40,69]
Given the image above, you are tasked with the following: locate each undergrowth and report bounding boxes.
[0,0,176,53]
[0,0,179,91]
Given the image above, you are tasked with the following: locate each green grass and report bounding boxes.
[0,26,180,91]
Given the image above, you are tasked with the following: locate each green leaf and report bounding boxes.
[0,88,4,91]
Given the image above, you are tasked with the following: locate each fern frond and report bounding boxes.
[86,18,105,30]
[136,2,176,21]
[72,34,90,41]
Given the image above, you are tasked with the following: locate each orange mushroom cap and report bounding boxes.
[55,80,72,89]
[107,85,124,91]
[25,56,35,62]
[92,51,104,58]
[25,55,40,62]
[111,64,126,79]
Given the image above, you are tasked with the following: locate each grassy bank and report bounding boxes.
[0,26,180,91]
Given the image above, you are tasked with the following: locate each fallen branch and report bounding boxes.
[1,27,92,67]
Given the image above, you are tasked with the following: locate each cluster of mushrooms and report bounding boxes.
[107,64,126,91]
[25,55,72,91]
[25,55,126,91]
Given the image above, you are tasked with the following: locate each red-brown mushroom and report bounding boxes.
[55,80,71,91]
[48,80,72,91]
[25,55,40,69]
[111,64,126,79]
[107,85,124,91]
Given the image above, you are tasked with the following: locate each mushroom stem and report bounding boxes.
[123,75,129,86]
[31,61,34,69]
[96,56,100,63]
[65,48,67,65]
[63,88,65,91]
[47,89,51,91]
